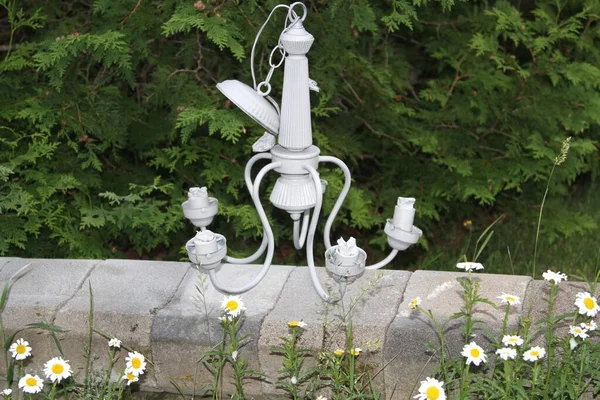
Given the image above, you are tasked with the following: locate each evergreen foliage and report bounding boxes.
[0,0,598,268]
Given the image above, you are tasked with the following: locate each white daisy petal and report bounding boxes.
[18,374,43,394]
[542,270,567,284]
[523,346,546,362]
[221,295,246,317]
[497,293,521,306]
[495,347,517,361]
[126,351,147,376]
[9,338,32,360]
[456,262,484,272]
[414,377,446,400]
[122,371,139,386]
[461,342,487,366]
[574,292,600,317]
[502,335,524,347]
[43,357,72,383]
[409,297,422,309]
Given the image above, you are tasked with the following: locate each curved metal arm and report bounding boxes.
[365,249,399,270]
[208,162,280,294]
[224,153,273,264]
[304,164,344,303]
[292,211,310,250]
[318,156,352,250]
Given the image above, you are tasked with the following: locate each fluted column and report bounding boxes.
[278,20,314,151]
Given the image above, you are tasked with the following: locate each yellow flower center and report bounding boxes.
[52,364,64,374]
[289,321,299,327]
[426,385,440,400]
[334,349,344,356]
[470,348,480,358]
[410,300,418,309]
[132,357,141,369]
[506,296,515,302]
[226,300,238,311]
[584,297,595,310]
[531,351,539,357]
[26,377,36,387]
[127,372,135,380]
[16,344,26,354]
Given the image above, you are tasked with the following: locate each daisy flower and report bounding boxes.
[122,371,139,386]
[409,297,422,310]
[575,292,600,317]
[316,396,328,400]
[570,325,589,339]
[497,293,521,306]
[349,348,362,356]
[9,338,32,360]
[502,335,524,347]
[542,270,567,284]
[414,377,446,400]
[570,338,578,350]
[126,351,147,376]
[290,376,297,385]
[288,320,307,328]
[44,357,72,383]
[333,349,344,356]
[108,338,122,348]
[1,389,12,396]
[218,315,233,323]
[461,342,487,366]
[231,350,238,361]
[495,347,517,361]
[523,346,546,362]
[581,321,597,331]
[18,374,43,394]
[456,262,484,272]
[221,295,246,317]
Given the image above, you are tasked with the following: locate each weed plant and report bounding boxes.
[0,279,149,399]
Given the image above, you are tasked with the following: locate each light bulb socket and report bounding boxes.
[325,245,366,284]
[186,233,227,270]
[182,197,219,228]
[384,220,422,251]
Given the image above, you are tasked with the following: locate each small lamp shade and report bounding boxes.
[216,80,280,135]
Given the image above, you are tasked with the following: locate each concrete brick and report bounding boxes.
[523,279,596,343]
[0,258,99,378]
[151,263,293,398]
[258,266,410,397]
[53,259,189,389]
[384,270,531,400]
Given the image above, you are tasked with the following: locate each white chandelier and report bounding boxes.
[182,2,422,303]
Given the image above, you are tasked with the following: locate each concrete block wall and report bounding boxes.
[0,258,589,399]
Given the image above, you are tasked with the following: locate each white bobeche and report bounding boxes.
[182,2,422,302]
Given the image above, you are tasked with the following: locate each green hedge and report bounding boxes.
[0,0,598,268]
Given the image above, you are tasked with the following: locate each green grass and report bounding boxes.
[413,181,600,280]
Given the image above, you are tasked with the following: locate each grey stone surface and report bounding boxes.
[383,270,531,400]
[523,278,596,343]
[258,267,411,396]
[53,259,189,389]
[3,257,597,400]
[0,258,99,378]
[151,263,294,397]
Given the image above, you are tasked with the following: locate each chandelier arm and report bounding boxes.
[304,164,343,304]
[318,156,352,250]
[365,249,400,270]
[224,153,273,264]
[244,153,273,195]
[207,162,280,294]
[292,210,310,250]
